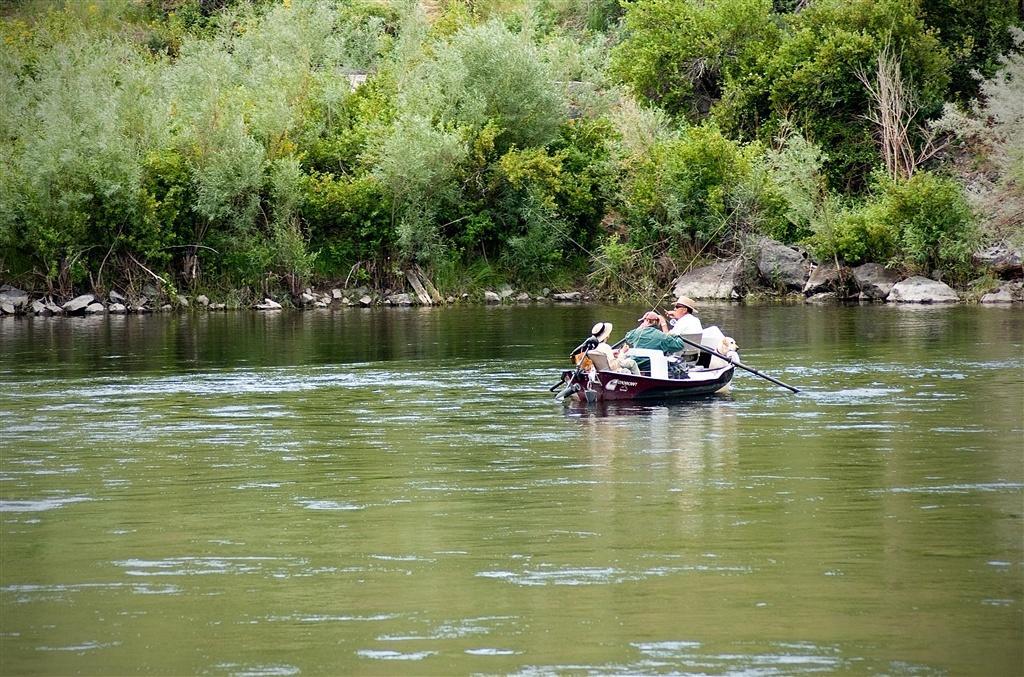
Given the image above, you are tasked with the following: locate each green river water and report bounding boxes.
[1,303,1021,675]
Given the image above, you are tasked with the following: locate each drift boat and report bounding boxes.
[553,326,738,404]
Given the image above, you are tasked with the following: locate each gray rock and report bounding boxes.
[209,303,226,311]
[973,242,1023,279]
[888,276,959,303]
[673,259,746,299]
[0,302,14,315]
[299,292,315,305]
[341,297,352,306]
[108,303,127,314]
[196,294,210,307]
[84,302,106,314]
[756,238,810,290]
[805,292,839,304]
[0,287,29,309]
[387,293,414,306]
[853,263,901,300]
[160,304,172,312]
[514,292,531,303]
[314,301,329,308]
[109,290,127,304]
[175,295,189,308]
[552,291,582,302]
[803,263,851,296]
[331,288,343,300]
[980,288,1014,303]
[30,300,48,315]
[484,290,501,304]
[255,298,283,310]
[62,294,96,314]
[358,295,373,307]
[45,301,63,315]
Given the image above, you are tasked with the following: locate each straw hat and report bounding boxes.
[590,322,613,342]
[673,296,698,314]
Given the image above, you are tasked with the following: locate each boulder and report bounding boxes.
[160,304,172,312]
[973,242,1023,279]
[853,263,901,300]
[196,294,210,307]
[805,292,840,304]
[888,276,959,303]
[314,301,329,308]
[387,293,414,306]
[84,302,106,314]
[358,295,373,307]
[109,303,127,314]
[209,303,226,311]
[980,288,1014,303]
[30,300,48,315]
[0,287,29,310]
[331,288,343,300]
[514,292,531,303]
[552,291,582,302]
[755,238,810,290]
[0,302,14,315]
[484,290,501,304]
[62,294,95,314]
[980,281,1021,303]
[109,290,127,304]
[299,292,315,305]
[803,263,851,296]
[255,298,282,310]
[45,301,63,315]
[672,259,745,300]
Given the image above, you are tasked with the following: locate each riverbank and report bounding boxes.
[3,238,1021,318]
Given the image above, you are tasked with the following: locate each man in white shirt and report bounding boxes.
[667,296,703,336]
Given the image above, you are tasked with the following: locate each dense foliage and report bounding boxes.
[0,0,1019,298]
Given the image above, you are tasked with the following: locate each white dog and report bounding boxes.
[709,336,740,369]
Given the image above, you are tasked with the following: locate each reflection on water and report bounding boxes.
[0,304,1021,675]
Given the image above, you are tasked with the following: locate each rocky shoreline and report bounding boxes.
[1,238,1021,317]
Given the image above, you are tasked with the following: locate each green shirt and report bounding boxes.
[622,326,685,359]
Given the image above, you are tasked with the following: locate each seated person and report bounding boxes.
[589,322,641,375]
[622,312,685,373]
[667,296,703,336]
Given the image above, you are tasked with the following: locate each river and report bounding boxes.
[1,303,1021,675]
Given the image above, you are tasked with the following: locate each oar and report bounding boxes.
[677,336,800,394]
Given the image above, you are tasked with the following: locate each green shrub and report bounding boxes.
[885,172,977,279]
[618,124,755,252]
[806,171,976,278]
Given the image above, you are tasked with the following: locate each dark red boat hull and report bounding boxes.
[559,366,735,403]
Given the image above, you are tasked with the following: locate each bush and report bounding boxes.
[610,0,780,121]
[885,172,977,279]
[618,124,758,253]
[806,171,976,278]
[715,0,952,191]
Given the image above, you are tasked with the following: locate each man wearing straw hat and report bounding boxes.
[667,296,703,336]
